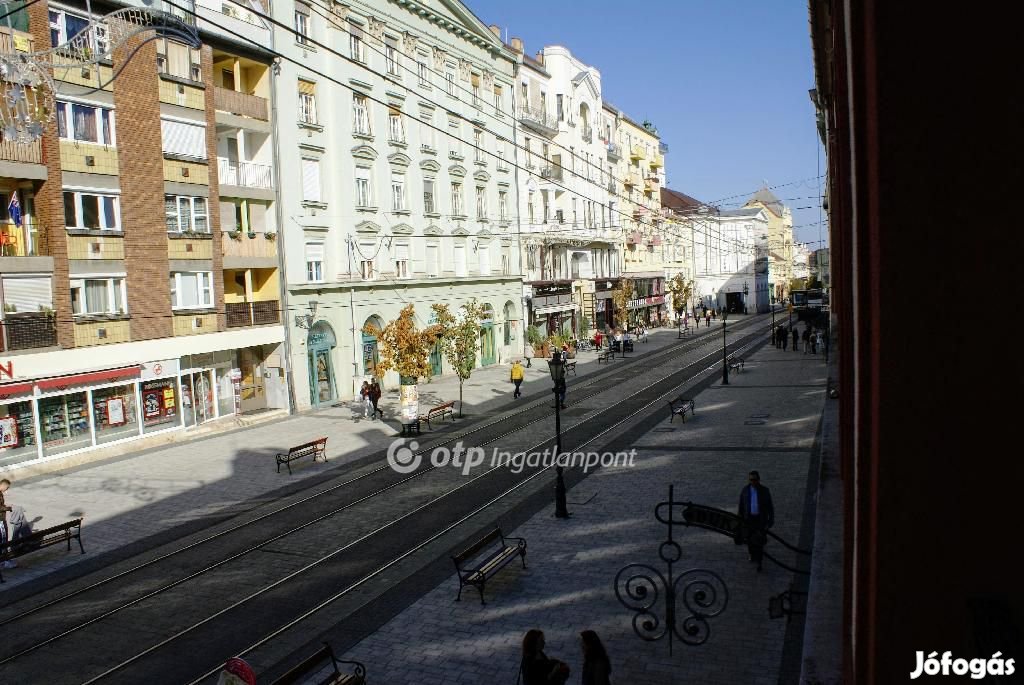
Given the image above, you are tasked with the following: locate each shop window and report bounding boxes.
[93,384,139,445]
[141,378,179,433]
[216,367,236,417]
[0,401,39,467]
[39,392,90,457]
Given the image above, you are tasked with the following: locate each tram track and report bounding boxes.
[0,317,769,684]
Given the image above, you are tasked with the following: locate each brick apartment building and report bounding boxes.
[0,0,288,469]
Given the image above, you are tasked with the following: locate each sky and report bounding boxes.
[468,0,827,250]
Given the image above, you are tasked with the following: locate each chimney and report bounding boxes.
[535,51,544,66]
[488,24,501,39]
[510,37,523,53]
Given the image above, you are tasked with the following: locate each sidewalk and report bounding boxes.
[334,338,828,684]
[0,323,714,592]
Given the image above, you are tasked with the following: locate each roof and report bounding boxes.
[661,187,716,214]
[745,187,784,217]
[719,208,765,219]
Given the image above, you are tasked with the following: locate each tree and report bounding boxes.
[612,277,635,331]
[431,299,487,417]
[362,304,440,381]
[789,277,807,292]
[668,274,694,315]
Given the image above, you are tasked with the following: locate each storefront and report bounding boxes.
[626,277,668,328]
[527,282,575,336]
[593,280,617,332]
[307,321,337,407]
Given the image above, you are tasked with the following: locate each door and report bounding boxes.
[480,324,495,366]
[310,349,335,405]
[193,371,214,423]
[238,347,267,412]
[430,342,442,376]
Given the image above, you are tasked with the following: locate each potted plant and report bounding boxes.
[264,231,277,241]
[228,230,242,241]
[526,325,546,358]
[247,229,257,239]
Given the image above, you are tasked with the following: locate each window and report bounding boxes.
[394,243,409,278]
[423,179,436,214]
[419,110,435,149]
[498,191,508,222]
[360,258,375,280]
[471,73,481,107]
[524,137,532,167]
[352,94,371,135]
[417,52,430,86]
[450,182,463,216]
[160,118,206,160]
[520,82,528,108]
[70,277,126,316]
[527,195,535,224]
[156,39,201,81]
[474,129,484,163]
[170,272,214,309]
[164,195,208,233]
[63,191,120,231]
[426,244,439,277]
[294,3,310,44]
[56,101,114,145]
[355,167,372,207]
[453,244,467,277]
[501,245,511,275]
[298,80,317,124]
[391,174,405,212]
[388,110,405,143]
[445,63,456,96]
[49,9,107,57]
[557,94,564,121]
[475,186,486,219]
[385,36,400,76]
[305,241,324,282]
[301,158,322,203]
[496,140,507,170]
[349,22,365,62]
[493,85,503,113]
[478,246,490,275]
[447,116,461,157]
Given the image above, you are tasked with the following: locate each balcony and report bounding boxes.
[607,180,616,193]
[650,153,664,169]
[626,231,643,245]
[630,144,645,161]
[214,86,269,121]
[581,126,593,143]
[644,179,657,194]
[1,312,57,352]
[218,158,273,189]
[225,300,280,328]
[0,27,34,55]
[0,138,42,165]
[606,142,621,161]
[222,232,277,262]
[623,172,640,188]
[518,105,558,136]
[540,165,563,181]
[0,221,46,257]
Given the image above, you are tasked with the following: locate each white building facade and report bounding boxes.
[272,0,522,407]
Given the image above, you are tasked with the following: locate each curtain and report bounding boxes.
[73,104,97,142]
[85,280,109,313]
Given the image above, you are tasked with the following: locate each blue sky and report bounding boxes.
[470,0,827,249]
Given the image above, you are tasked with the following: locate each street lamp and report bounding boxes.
[721,310,730,385]
[742,282,749,314]
[548,351,571,519]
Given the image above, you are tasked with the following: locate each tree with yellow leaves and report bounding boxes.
[362,304,441,382]
[668,274,694,317]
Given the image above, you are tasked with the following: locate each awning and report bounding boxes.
[0,382,33,398]
[533,303,576,316]
[36,366,142,391]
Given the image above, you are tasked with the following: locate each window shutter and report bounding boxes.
[305,241,324,261]
[2,276,53,313]
[302,159,321,202]
[161,119,207,159]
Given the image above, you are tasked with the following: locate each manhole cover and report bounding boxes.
[744,420,766,425]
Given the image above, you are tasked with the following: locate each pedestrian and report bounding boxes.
[520,629,570,685]
[792,326,799,351]
[358,381,372,418]
[580,630,612,685]
[712,308,717,321]
[511,360,525,399]
[524,341,534,368]
[781,325,788,350]
[369,379,384,419]
[738,470,775,572]
[594,330,603,349]
[0,479,14,569]
[817,329,825,355]
[705,310,711,327]
[802,326,811,354]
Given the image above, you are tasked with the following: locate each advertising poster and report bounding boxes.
[399,383,419,422]
[106,398,126,426]
[143,392,162,418]
[0,416,18,448]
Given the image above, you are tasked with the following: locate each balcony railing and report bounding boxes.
[540,165,563,181]
[518,105,557,133]
[218,158,273,189]
[0,138,42,164]
[650,153,665,169]
[214,86,269,121]
[1,312,57,351]
[624,172,640,187]
[630,144,645,161]
[226,300,280,327]
[0,27,35,54]
[606,142,621,161]
[0,221,46,257]
[581,126,593,143]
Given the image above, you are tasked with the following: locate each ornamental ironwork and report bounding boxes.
[614,485,729,655]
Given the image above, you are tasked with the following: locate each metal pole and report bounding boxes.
[722,319,729,385]
[554,377,569,518]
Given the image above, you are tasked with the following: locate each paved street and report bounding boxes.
[334,339,827,685]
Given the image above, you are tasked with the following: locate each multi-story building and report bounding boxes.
[609,106,667,327]
[793,243,810,281]
[273,1,521,408]
[0,0,287,469]
[744,187,793,303]
[513,41,618,337]
[659,187,701,314]
[714,208,763,313]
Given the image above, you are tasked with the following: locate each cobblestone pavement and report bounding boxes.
[335,341,827,685]
[0,321,738,592]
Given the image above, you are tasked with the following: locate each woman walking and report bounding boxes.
[369,379,384,419]
[520,629,570,684]
[580,630,612,685]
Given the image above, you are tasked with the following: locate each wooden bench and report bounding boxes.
[268,642,366,685]
[452,527,527,604]
[418,400,456,430]
[728,356,744,373]
[276,437,328,474]
[0,518,85,583]
[597,349,614,364]
[668,395,696,423]
[678,325,690,338]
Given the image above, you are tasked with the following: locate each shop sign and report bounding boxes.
[0,360,13,380]
[231,368,242,414]
[142,359,179,381]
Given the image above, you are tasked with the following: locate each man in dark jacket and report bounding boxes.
[738,471,774,571]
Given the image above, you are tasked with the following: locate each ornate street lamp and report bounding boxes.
[547,351,570,519]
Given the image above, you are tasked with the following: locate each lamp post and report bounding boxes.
[742,282,749,314]
[721,310,729,385]
[548,351,570,519]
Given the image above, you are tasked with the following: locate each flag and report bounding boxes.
[8,192,21,228]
